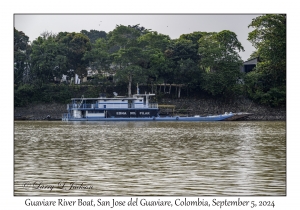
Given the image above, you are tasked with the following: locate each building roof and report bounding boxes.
[243,57,259,65]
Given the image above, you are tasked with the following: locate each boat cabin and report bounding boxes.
[65,93,159,119]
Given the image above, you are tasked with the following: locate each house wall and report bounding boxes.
[241,58,258,73]
[244,64,256,73]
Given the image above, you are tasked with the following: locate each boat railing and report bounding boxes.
[67,103,159,109]
[68,103,99,109]
[148,103,158,108]
[69,103,126,109]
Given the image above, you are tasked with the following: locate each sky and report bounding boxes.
[14,14,261,61]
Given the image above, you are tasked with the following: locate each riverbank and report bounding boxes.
[14,97,286,121]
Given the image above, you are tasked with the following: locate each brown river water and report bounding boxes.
[14,121,286,196]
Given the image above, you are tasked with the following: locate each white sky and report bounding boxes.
[14,14,260,61]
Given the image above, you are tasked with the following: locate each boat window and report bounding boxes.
[89,110,104,113]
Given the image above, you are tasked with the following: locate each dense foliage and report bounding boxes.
[14,28,31,84]
[245,14,286,107]
[14,15,286,107]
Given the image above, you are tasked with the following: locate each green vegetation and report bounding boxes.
[245,14,286,107]
[14,15,286,107]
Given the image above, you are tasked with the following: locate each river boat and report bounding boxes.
[61,92,251,121]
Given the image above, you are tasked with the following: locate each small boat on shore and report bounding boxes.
[62,93,251,122]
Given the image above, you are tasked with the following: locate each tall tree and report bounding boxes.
[30,34,68,85]
[138,31,171,91]
[163,38,202,96]
[55,32,91,79]
[198,30,244,96]
[179,31,210,63]
[80,29,107,43]
[128,24,149,35]
[112,47,148,96]
[108,25,149,96]
[83,38,111,72]
[14,28,31,84]
[107,25,141,50]
[245,14,286,106]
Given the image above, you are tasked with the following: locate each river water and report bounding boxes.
[14,121,286,196]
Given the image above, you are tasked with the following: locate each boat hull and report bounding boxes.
[62,114,234,121]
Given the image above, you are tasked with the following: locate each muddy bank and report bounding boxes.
[14,98,286,121]
[14,103,67,120]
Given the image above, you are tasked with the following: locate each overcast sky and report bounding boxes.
[14,14,261,61]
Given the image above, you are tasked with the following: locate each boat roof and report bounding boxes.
[71,93,155,101]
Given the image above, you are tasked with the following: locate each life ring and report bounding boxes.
[176,117,179,120]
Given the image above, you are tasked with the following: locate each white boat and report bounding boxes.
[61,92,250,121]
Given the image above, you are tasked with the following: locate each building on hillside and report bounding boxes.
[87,67,99,77]
[241,57,259,73]
[86,66,116,82]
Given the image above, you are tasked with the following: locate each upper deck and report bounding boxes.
[68,93,158,110]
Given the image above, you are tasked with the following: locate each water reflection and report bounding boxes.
[14,121,286,196]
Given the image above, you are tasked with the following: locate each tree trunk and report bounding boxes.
[151,83,153,93]
[178,86,181,98]
[128,75,132,97]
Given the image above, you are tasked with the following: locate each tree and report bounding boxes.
[112,47,148,96]
[138,31,171,92]
[30,34,68,85]
[247,51,259,61]
[168,38,198,63]
[198,30,244,97]
[83,38,111,72]
[55,32,91,79]
[107,24,141,50]
[175,58,201,97]
[14,28,31,84]
[245,14,286,106]
[108,25,150,96]
[164,38,202,97]
[80,29,107,43]
[30,31,92,86]
[138,31,170,52]
[179,31,210,63]
[128,24,150,35]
